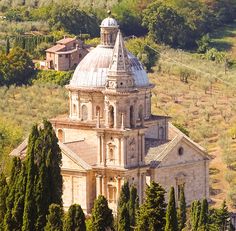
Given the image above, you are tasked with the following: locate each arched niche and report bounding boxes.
[108,105,114,128]
[81,105,88,121]
[58,129,64,142]
[130,106,135,128]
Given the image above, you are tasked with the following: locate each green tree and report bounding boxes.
[129,185,139,229]
[22,125,39,231]
[198,199,208,230]
[125,37,160,72]
[118,204,130,231]
[63,204,85,231]
[5,38,10,55]
[0,173,8,229]
[142,1,192,48]
[135,181,166,231]
[118,181,130,208]
[190,200,201,231]
[165,187,178,231]
[91,195,114,231]
[4,157,22,231]
[177,186,186,231]
[45,204,63,231]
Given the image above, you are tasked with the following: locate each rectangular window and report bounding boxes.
[66,54,69,58]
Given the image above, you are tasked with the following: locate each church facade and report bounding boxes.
[11,16,210,213]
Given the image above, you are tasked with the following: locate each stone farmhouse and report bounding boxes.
[40,37,89,71]
[11,16,210,214]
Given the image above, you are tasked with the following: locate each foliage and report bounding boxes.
[177,186,186,231]
[0,47,34,86]
[112,0,147,36]
[172,123,189,137]
[48,5,99,37]
[45,204,63,231]
[142,1,192,48]
[63,204,86,231]
[126,37,160,72]
[32,70,73,86]
[91,195,114,231]
[197,34,211,54]
[0,173,8,228]
[165,187,178,231]
[204,48,226,63]
[198,199,209,230]
[135,181,166,231]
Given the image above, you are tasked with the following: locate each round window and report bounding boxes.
[178,147,184,156]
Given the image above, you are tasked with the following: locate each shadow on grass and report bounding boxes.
[210,187,222,196]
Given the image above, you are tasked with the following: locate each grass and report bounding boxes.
[0,84,68,137]
[211,20,236,58]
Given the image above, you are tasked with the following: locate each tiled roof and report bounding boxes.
[46,44,65,53]
[56,37,76,45]
[145,123,211,168]
[64,140,97,166]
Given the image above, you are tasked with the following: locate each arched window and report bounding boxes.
[108,105,114,128]
[130,106,135,128]
[109,148,114,161]
[96,106,100,117]
[73,104,76,115]
[58,129,64,142]
[159,127,165,140]
[81,105,88,121]
[138,105,143,125]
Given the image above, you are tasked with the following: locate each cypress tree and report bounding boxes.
[135,181,166,231]
[4,157,22,231]
[0,173,8,230]
[178,186,186,231]
[118,204,130,231]
[198,199,208,229]
[22,125,39,231]
[190,200,201,231]
[165,187,178,231]
[63,204,85,231]
[118,181,130,208]
[12,163,27,230]
[129,185,139,229]
[91,195,114,231]
[45,204,63,231]
[34,120,62,230]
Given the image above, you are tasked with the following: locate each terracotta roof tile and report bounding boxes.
[57,37,76,44]
[46,44,65,53]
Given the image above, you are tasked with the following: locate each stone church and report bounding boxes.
[11,16,210,213]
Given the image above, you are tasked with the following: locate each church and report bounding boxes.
[11,15,210,213]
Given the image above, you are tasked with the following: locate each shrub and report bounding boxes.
[32,70,72,86]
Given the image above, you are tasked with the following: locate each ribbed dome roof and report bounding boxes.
[101,17,118,27]
[70,45,149,88]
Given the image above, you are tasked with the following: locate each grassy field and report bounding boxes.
[0,84,68,136]
[211,20,236,59]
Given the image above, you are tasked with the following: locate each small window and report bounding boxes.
[65,54,69,58]
[59,54,62,57]
[178,147,184,156]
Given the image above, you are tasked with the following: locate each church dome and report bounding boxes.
[101,17,118,28]
[70,46,149,88]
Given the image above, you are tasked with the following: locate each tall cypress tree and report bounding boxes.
[22,125,39,231]
[45,204,63,231]
[118,181,130,208]
[178,186,186,231]
[5,38,10,55]
[190,200,201,231]
[33,120,62,231]
[165,187,178,231]
[198,199,208,229]
[129,185,139,230]
[12,163,27,230]
[4,157,22,231]
[63,204,85,231]
[135,181,166,231]
[118,204,130,231]
[91,195,114,231]
[0,173,8,230]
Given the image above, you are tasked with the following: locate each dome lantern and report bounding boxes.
[100,12,119,47]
